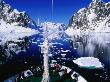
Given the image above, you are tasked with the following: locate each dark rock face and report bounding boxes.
[69,0,110,30]
[67,0,110,79]
[68,0,110,60]
[0,1,37,28]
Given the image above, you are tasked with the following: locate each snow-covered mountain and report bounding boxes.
[41,22,66,40]
[0,1,38,44]
[0,1,38,62]
[0,1,37,27]
[0,19,37,44]
[66,0,110,62]
[68,0,110,33]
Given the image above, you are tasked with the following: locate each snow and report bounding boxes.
[87,13,97,23]
[60,66,71,73]
[13,9,20,14]
[73,57,103,68]
[105,2,110,6]
[66,15,110,34]
[41,22,65,40]
[0,20,38,44]
[13,9,25,15]
[65,27,81,36]
[65,1,110,58]
[65,16,110,57]
[92,0,101,3]
[77,8,86,13]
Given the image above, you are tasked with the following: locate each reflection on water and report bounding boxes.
[71,33,110,69]
[0,28,110,81]
[0,37,31,64]
[0,31,110,66]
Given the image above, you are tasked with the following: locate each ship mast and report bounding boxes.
[37,18,40,26]
[52,0,54,21]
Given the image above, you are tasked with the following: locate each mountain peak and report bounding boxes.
[92,0,101,2]
[68,0,110,32]
[90,0,104,7]
[0,1,37,28]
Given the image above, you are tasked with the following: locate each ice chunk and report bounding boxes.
[73,57,103,68]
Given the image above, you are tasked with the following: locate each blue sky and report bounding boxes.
[4,0,110,25]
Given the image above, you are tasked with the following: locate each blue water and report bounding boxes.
[1,26,110,81]
[6,26,110,71]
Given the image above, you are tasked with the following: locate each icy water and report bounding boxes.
[0,27,110,81]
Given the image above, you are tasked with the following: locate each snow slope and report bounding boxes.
[0,19,38,44]
[41,22,66,40]
[0,1,37,28]
[66,0,110,61]
[0,1,38,44]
